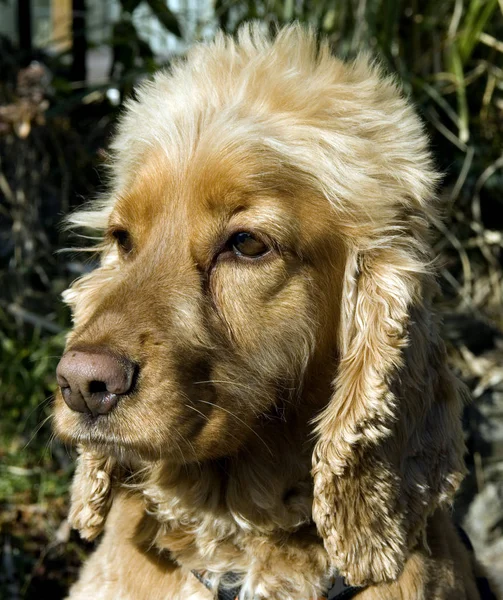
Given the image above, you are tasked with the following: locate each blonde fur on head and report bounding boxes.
[55,23,474,599]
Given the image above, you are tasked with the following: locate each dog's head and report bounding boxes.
[54,25,465,586]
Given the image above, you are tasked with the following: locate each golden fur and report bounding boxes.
[54,24,480,599]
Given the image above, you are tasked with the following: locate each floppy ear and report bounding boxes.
[68,447,118,541]
[312,239,466,585]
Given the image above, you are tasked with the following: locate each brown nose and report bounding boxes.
[56,349,135,416]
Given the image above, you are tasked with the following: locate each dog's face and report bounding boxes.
[53,139,343,461]
[54,26,466,586]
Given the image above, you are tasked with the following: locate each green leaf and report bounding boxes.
[447,42,470,144]
[459,0,499,63]
[119,0,143,14]
[145,0,182,37]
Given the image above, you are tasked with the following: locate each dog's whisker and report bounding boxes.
[171,434,196,477]
[184,403,210,422]
[42,431,57,460]
[24,413,53,451]
[195,400,274,457]
[22,393,55,427]
[193,379,259,393]
[185,404,245,451]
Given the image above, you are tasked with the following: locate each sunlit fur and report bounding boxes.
[54,23,480,600]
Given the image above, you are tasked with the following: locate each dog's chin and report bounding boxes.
[56,425,188,464]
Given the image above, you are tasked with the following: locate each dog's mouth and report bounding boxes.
[53,388,131,444]
[53,379,241,462]
[53,347,169,453]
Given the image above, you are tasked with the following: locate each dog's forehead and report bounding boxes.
[114,141,271,215]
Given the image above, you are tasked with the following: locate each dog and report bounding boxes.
[53,23,483,599]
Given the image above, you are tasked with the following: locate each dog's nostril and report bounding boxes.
[89,380,108,394]
[60,385,76,408]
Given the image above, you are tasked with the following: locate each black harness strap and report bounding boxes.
[327,577,362,599]
[192,570,362,599]
[192,570,241,600]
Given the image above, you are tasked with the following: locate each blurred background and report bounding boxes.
[0,0,502,598]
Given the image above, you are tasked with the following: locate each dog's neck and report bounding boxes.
[134,377,331,579]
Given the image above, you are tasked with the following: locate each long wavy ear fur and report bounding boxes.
[309,62,467,586]
[68,447,118,541]
[312,223,466,586]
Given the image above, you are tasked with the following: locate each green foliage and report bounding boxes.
[109,0,181,93]
[145,0,182,36]
[458,0,499,63]
[0,314,67,502]
[0,320,63,439]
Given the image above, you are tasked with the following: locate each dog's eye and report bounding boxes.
[229,232,269,258]
[112,229,133,255]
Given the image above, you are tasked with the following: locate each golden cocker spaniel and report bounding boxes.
[54,24,483,600]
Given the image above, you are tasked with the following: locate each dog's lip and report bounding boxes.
[76,410,113,424]
[55,412,131,450]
